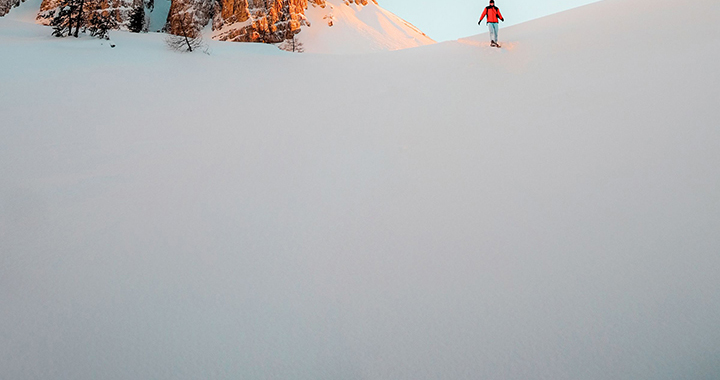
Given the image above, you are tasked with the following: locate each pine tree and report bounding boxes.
[71,0,86,37]
[49,0,77,37]
[86,11,117,39]
[128,2,145,33]
[46,0,118,40]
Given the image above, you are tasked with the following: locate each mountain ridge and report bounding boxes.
[2,0,433,53]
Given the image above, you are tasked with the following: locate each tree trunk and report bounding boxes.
[181,14,193,52]
[184,34,193,52]
[73,0,85,37]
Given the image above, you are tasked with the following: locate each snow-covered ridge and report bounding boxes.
[300,0,434,53]
[2,0,434,53]
[209,0,434,53]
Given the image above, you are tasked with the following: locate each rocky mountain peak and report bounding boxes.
[24,0,430,53]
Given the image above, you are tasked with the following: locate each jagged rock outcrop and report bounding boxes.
[28,0,428,53]
[165,0,214,36]
[165,0,378,43]
[209,0,308,43]
[207,0,380,43]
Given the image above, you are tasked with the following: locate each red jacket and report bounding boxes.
[480,6,504,23]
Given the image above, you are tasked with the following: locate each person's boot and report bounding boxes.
[490,40,497,47]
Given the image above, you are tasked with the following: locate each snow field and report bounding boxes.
[1,0,720,379]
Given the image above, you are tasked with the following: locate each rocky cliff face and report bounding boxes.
[32,0,340,43]
[30,0,425,53]
[299,0,432,53]
[209,0,379,43]
[209,0,310,43]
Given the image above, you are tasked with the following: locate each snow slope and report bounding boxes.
[1,0,719,379]
[300,0,435,53]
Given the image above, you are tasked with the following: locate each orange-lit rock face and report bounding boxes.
[212,0,312,43]
[219,0,250,25]
[165,0,215,36]
[31,0,375,44]
[209,0,374,43]
[36,0,59,23]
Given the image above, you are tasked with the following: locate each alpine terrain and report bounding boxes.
[1,0,719,379]
[24,0,434,52]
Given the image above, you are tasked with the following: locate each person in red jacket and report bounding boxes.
[479,0,504,47]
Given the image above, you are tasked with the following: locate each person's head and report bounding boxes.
[489,0,494,4]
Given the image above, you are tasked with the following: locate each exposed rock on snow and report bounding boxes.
[207,0,402,49]
[299,0,433,53]
[165,0,214,35]
[27,0,432,52]
[210,0,309,43]
[172,0,432,51]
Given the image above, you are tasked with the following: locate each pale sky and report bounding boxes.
[379,0,602,42]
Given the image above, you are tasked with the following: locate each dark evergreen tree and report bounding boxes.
[128,3,145,33]
[46,0,117,41]
[86,11,117,40]
[71,0,86,37]
[48,0,77,37]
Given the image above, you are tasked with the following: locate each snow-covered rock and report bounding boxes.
[24,0,433,52]
[165,0,214,35]
[298,0,434,53]
[209,0,309,43]
[209,0,434,52]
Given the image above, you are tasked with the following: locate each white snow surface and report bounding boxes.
[1,0,720,379]
[300,0,435,54]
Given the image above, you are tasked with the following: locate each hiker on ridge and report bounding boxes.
[479,0,504,48]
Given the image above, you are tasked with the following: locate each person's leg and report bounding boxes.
[488,23,498,42]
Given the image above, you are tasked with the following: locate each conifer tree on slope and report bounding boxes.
[48,0,77,37]
[128,0,145,33]
[46,0,87,37]
[70,0,86,37]
[47,0,116,40]
[86,9,117,39]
